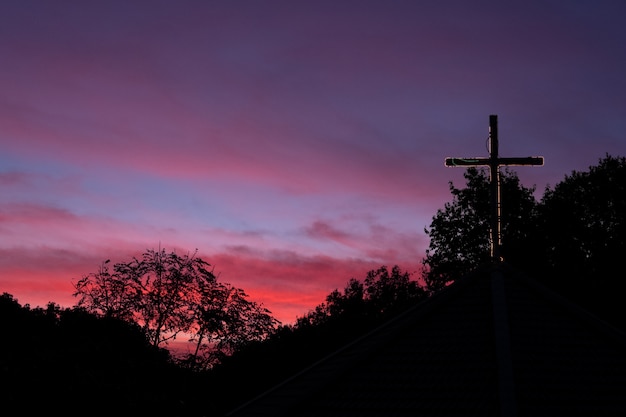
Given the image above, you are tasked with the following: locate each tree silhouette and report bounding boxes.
[422,167,538,291]
[294,265,426,329]
[73,247,278,370]
[183,282,278,370]
[0,293,190,416]
[531,154,626,329]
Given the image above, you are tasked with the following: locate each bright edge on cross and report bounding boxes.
[444,157,545,167]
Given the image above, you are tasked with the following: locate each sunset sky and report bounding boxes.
[1,1,625,325]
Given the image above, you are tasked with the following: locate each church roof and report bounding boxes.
[225,263,626,416]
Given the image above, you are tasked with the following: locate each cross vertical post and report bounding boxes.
[489,115,501,261]
[444,115,544,263]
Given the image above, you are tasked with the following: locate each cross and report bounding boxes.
[444,115,544,262]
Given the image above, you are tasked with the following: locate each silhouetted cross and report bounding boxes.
[445,115,543,262]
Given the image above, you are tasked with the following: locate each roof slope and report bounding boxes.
[226,264,626,416]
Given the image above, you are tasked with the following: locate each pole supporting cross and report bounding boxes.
[444,115,544,262]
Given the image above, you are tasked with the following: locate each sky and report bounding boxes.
[1,0,625,325]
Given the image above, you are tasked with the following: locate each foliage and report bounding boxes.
[0,293,189,416]
[536,154,626,276]
[294,265,426,328]
[421,167,538,291]
[73,247,278,370]
[182,283,278,370]
[205,265,427,415]
[421,154,626,331]
[531,154,626,326]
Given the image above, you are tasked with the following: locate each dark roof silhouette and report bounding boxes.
[225,263,626,416]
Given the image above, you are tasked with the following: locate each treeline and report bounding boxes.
[0,264,425,416]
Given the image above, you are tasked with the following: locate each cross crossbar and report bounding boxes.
[444,115,544,262]
[445,157,544,167]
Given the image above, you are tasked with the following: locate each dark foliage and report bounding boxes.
[0,293,203,416]
[529,154,626,330]
[422,167,538,291]
[422,154,626,332]
[206,265,427,415]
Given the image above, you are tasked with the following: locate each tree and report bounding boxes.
[363,265,425,314]
[532,154,626,327]
[73,247,278,369]
[184,282,279,370]
[74,248,215,346]
[422,167,539,292]
[0,293,186,416]
[70,259,136,321]
[295,265,426,328]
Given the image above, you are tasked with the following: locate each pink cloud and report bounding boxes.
[302,217,429,261]
[0,171,30,187]
[0,202,149,250]
[0,246,105,309]
[305,220,353,244]
[2,100,437,204]
[204,248,423,325]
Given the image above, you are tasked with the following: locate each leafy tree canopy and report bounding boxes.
[73,247,279,370]
[293,265,426,329]
[421,154,626,330]
[532,154,626,325]
[537,154,626,278]
[422,167,538,292]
